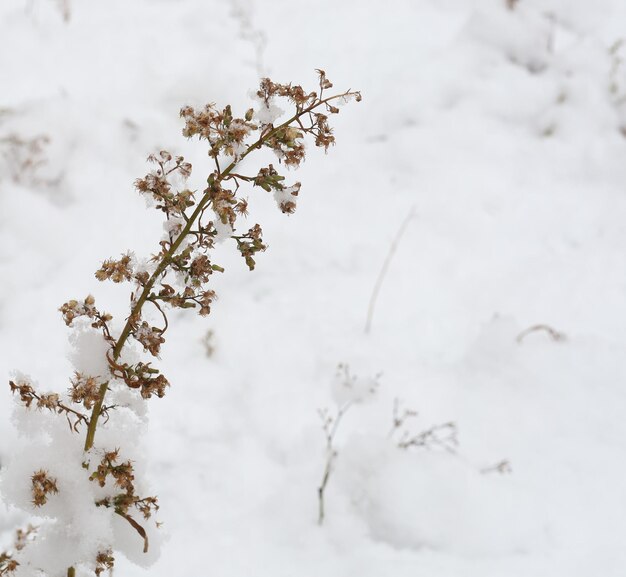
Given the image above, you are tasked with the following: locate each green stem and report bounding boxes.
[83,190,212,452]
[82,90,355,453]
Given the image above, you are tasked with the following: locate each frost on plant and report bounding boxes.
[1,71,360,576]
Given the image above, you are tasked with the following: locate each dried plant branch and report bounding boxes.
[317,402,352,525]
[9,380,90,432]
[390,400,458,453]
[84,75,361,453]
[396,422,458,452]
[317,365,379,525]
[4,70,360,576]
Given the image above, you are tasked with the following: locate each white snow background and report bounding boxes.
[2,0,626,575]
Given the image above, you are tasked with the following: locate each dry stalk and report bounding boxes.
[364,207,416,334]
[317,403,352,525]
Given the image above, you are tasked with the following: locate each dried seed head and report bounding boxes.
[96,254,134,283]
[59,295,97,326]
[69,372,101,410]
[133,322,165,357]
[31,470,59,507]
[95,550,115,576]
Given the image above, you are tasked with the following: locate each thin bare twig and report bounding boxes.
[516,324,566,344]
[317,402,352,525]
[364,207,416,334]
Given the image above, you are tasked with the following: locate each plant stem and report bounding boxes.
[364,207,415,334]
[83,188,214,452]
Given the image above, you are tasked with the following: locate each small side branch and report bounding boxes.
[390,400,458,453]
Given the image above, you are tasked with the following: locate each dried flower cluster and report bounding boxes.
[3,71,360,576]
[69,372,102,410]
[91,451,159,553]
[94,551,114,577]
[31,470,59,508]
[0,554,18,577]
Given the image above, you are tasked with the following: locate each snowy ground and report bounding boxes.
[2,0,626,575]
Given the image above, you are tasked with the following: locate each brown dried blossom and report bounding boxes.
[207,180,238,226]
[0,555,15,576]
[134,152,194,216]
[69,372,101,410]
[59,295,113,336]
[256,77,316,107]
[180,104,257,159]
[35,392,59,410]
[0,557,18,576]
[235,197,249,216]
[95,253,133,283]
[194,290,214,316]
[133,321,166,357]
[59,294,96,326]
[312,113,334,151]
[31,470,59,507]
[91,450,134,492]
[108,358,169,399]
[277,183,301,214]
[279,200,296,214]
[134,269,150,286]
[188,254,214,285]
[253,70,360,167]
[138,373,168,399]
[95,550,115,577]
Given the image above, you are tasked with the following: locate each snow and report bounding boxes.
[254,100,285,126]
[2,0,626,575]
